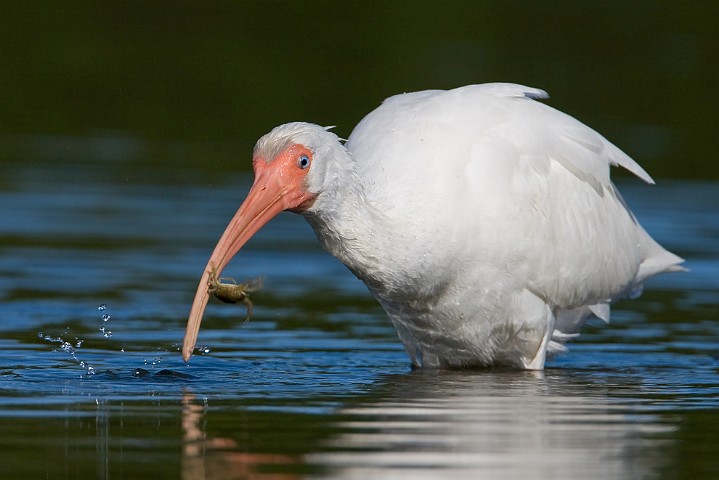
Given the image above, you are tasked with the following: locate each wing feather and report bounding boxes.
[346,83,680,307]
[350,83,654,196]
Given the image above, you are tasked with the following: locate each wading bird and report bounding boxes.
[182,83,684,369]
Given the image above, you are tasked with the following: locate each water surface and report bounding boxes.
[0,158,717,479]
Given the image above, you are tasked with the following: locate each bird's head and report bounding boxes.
[253,122,350,209]
[181,122,348,361]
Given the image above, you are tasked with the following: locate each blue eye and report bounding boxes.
[297,154,311,169]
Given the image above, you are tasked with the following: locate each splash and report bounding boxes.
[40,304,210,376]
[172,343,211,356]
[37,330,96,375]
[37,302,114,375]
[144,354,163,366]
[99,313,112,338]
[196,345,211,355]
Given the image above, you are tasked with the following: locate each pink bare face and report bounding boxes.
[181,144,315,361]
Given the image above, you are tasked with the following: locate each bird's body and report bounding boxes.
[182,83,684,369]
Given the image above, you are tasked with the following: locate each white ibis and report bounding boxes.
[182,83,684,369]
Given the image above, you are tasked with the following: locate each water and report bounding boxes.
[0,157,717,479]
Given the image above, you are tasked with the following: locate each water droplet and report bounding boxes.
[98,304,107,311]
[196,346,211,355]
[102,314,111,322]
[141,355,162,366]
[103,331,112,338]
[40,327,95,373]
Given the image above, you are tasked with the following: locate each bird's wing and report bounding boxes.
[348,83,654,200]
[346,83,671,309]
[523,111,655,190]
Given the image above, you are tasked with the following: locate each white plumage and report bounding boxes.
[182,83,684,369]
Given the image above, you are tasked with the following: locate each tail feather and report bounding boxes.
[636,248,687,284]
[549,245,685,356]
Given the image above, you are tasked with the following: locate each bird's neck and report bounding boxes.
[302,163,397,294]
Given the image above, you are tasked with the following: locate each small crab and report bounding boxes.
[208,270,263,323]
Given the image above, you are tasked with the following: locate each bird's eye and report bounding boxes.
[297,154,311,170]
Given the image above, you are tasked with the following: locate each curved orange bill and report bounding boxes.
[181,157,311,362]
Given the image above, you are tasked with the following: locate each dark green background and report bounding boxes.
[1,1,716,179]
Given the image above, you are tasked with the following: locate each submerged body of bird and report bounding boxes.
[182,83,684,370]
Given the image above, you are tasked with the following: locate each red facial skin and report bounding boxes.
[182,144,315,362]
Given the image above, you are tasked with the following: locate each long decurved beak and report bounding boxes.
[181,162,303,362]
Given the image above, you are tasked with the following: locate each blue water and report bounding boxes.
[0,159,717,479]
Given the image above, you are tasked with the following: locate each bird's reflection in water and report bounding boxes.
[308,369,675,480]
[181,393,298,480]
[179,369,676,480]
